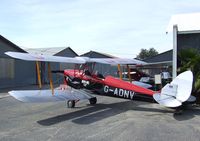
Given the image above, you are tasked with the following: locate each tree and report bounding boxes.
[136,48,158,60]
[178,48,200,95]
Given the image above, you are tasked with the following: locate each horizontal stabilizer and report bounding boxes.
[8,89,93,103]
[153,93,182,107]
[153,71,194,107]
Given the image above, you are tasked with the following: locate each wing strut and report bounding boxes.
[117,64,123,80]
[36,61,42,89]
[48,62,54,95]
[127,65,132,83]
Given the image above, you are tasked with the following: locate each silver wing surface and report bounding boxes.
[5,51,86,64]
[8,89,93,103]
[89,58,147,65]
[5,52,146,65]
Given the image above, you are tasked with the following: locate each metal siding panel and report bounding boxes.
[0,58,14,79]
[177,33,200,51]
[14,60,36,85]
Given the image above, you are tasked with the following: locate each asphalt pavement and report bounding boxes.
[0,86,200,141]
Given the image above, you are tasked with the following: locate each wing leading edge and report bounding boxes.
[5,52,147,65]
[89,58,147,65]
[8,89,93,103]
[5,51,86,64]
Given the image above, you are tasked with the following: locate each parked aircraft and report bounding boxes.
[5,51,195,110]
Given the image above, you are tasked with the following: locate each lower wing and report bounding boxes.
[8,88,93,103]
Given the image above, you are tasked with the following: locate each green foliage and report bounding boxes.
[137,48,158,60]
[178,48,200,93]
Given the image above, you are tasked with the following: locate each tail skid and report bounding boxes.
[153,71,195,107]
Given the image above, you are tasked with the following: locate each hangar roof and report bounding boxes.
[143,49,172,63]
[24,47,78,57]
[0,35,26,53]
[167,13,200,34]
[81,50,116,58]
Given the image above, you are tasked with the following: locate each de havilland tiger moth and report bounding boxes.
[5,51,196,110]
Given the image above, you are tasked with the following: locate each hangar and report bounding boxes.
[0,35,120,89]
[141,49,172,76]
[139,12,200,81]
[0,35,36,89]
[167,12,200,78]
[81,50,119,77]
[24,47,79,85]
[0,34,173,89]
[0,35,80,89]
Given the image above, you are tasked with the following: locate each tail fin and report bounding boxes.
[153,71,194,107]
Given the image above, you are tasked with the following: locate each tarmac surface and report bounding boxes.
[1,86,200,141]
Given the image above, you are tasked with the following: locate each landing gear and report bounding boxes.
[89,97,97,105]
[66,98,97,108]
[67,100,76,108]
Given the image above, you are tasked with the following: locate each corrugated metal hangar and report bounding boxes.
[0,35,36,88]
[0,35,80,89]
[0,35,120,89]
[81,51,119,77]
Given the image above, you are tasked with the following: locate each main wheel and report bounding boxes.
[67,100,75,108]
[89,97,97,105]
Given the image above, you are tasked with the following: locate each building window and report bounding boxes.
[0,58,14,79]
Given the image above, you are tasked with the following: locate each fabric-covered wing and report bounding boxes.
[132,81,152,89]
[89,58,147,65]
[5,51,86,64]
[8,89,93,103]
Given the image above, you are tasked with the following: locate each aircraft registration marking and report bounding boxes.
[104,85,135,99]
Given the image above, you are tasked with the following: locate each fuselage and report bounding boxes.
[64,69,155,101]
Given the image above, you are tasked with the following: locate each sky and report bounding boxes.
[1,0,200,58]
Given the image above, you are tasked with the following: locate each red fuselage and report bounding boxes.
[64,69,155,98]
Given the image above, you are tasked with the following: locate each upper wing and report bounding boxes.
[5,52,146,65]
[8,88,93,103]
[5,51,86,64]
[89,58,147,65]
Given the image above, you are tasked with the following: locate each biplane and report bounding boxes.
[5,51,196,109]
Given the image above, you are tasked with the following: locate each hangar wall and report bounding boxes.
[177,33,200,51]
[0,35,36,89]
[177,33,200,69]
[81,51,119,77]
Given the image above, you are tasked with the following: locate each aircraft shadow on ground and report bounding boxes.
[173,106,200,121]
[37,100,174,126]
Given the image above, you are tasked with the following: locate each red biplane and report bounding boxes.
[5,51,195,109]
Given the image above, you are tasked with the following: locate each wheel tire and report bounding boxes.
[89,97,97,105]
[67,100,75,108]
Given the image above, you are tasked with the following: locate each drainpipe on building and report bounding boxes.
[173,25,178,79]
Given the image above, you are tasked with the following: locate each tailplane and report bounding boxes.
[153,71,195,107]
